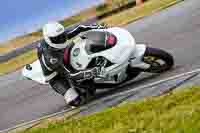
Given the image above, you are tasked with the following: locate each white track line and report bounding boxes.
[104,68,200,99]
[1,68,200,133]
[0,108,77,133]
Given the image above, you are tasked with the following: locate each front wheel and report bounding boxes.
[143,47,174,73]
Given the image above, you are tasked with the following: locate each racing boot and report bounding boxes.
[64,87,87,107]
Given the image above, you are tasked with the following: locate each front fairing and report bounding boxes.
[70,27,136,75]
[22,60,48,84]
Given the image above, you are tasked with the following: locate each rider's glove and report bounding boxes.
[70,67,100,82]
[90,67,101,77]
[70,72,84,81]
[83,67,100,80]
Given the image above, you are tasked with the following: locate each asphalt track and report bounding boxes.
[1,0,200,130]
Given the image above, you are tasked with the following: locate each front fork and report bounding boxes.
[129,44,150,70]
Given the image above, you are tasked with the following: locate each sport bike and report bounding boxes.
[22,27,174,104]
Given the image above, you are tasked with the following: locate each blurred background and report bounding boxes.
[0,0,105,43]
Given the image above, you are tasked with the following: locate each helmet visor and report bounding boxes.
[49,33,66,44]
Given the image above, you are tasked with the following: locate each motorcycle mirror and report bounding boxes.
[25,64,32,71]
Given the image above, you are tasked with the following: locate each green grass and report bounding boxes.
[101,0,182,26]
[0,0,129,53]
[0,35,41,54]
[0,50,37,75]
[18,86,200,133]
[0,0,182,54]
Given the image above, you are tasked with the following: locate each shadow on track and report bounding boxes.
[92,73,161,101]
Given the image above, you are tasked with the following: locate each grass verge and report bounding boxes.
[0,0,182,75]
[101,0,182,26]
[0,50,37,75]
[0,0,129,54]
[0,33,41,54]
[18,86,200,133]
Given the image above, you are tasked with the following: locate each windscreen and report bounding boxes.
[83,30,116,54]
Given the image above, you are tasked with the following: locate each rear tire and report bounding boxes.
[143,47,174,73]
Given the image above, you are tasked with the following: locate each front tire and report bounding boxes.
[143,47,174,73]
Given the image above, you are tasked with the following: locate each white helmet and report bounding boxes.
[43,22,68,49]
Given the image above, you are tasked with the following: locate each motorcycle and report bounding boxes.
[22,27,174,104]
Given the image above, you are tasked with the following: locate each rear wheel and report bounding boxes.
[143,47,174,73]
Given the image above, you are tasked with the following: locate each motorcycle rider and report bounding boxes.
[37,22,105,107]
